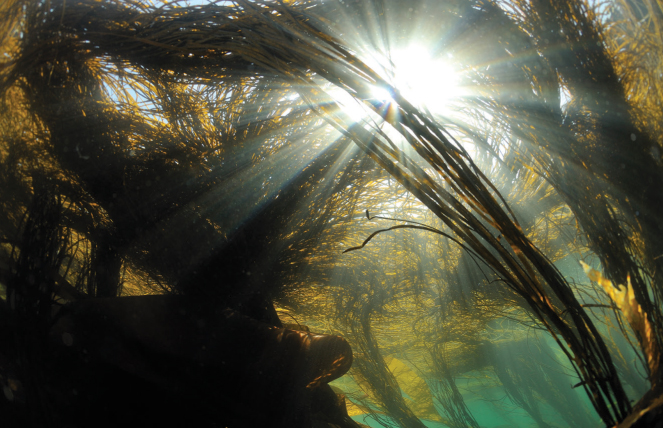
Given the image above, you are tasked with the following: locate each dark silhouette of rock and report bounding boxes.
[43,295,358,428]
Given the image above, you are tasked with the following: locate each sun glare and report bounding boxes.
[326,85,374,122]
[317,44,473,166]
[389,46,461,115]
[327,45,462,123]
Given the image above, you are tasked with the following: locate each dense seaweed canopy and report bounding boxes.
[1,0,662,427]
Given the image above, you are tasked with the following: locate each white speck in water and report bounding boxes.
[62,332,73,346]
[75,143,90,160]
[631,133,637,141]
[3,386,13,402]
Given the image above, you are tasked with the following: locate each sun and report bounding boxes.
[324,45,462,123]
[350,45,463,116]
[388,45,462,115]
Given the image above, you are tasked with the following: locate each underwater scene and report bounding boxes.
[1,0,662,427]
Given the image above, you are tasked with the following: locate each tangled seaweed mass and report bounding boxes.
[0,0,662,427]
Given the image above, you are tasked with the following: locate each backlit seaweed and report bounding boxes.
[1,0,662,427]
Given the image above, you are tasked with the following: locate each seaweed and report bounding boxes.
[0,0,661,427]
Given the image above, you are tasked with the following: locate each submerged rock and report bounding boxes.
[39,294,359,428]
